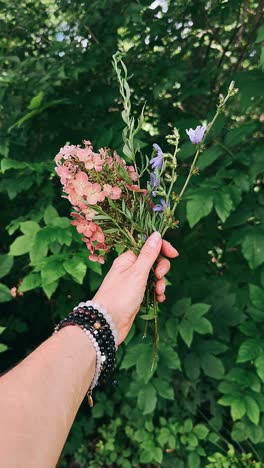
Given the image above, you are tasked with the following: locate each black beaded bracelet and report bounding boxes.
[54,304,117,406]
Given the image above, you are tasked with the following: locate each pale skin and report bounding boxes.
[0,232,178,468]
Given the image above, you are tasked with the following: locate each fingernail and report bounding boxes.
[174,249,180,257]
[148,231,161,248]
[159,267,167,278]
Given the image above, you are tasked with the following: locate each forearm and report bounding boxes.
[0,325,96,468]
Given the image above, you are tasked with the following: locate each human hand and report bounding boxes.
[93,232,179,345]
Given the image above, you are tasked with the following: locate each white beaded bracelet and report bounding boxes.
[53,324,103,391]
[76,300,119,350]
[82,326,102,390]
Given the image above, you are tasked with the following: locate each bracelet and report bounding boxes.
[54,302,117,407]
[76,300,119,349]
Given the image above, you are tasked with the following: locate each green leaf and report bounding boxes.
[44,205,59,225]
[256,24,264,43]
[10,235,33,256]
[179,319,194,347]
[201,354,225,379]
[41,261,65,285]
[63,257,87,284]
[1,159,28,173]
[213,191,233,222]
[0,283,12,303]
[237,339,260,363]
[198,146,223,170]
[231,399,246,421]
[0,254,14,279]
[42,280,58,299]
[192,317,213,335]
[137,383,157,415]
[121,344,146,370]
[157,427,170,446]
[245,395,260,425]
[188,452,200,468]
[184,352,200,380]
[186,192,213,228]
[225,122,257,147]
[249,284,264,310]
[231,422,247,442]
[19,273,41,292]
[189,303,211,317]
[184,418,193,432]
[20,221,40,236]
[241,231,264,269]
[29,230,49,264]
[153,379,174,400]
[178,302,212,347]
[28,91,45,110]
[0,343,8,353]
[255,354,264,382]
[136,344,155,383]
[194,424,209,440]
[159,343,181,369]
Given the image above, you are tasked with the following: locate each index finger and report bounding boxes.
[161,239,179,258]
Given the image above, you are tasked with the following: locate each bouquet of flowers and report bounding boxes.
[54,52,238,355]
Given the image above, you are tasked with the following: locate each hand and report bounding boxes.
[93,232,179,344]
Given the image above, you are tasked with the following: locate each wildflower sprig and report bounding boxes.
[54,55,238,359]
[112,52,145,171]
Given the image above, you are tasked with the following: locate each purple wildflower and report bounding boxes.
[150,172,160,197]
[150,143,163,170]
[153,198,169,212]
[186,125,206,144]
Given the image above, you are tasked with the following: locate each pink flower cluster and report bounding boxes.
[55,140,138,263]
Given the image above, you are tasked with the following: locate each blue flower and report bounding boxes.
[150,171,160,197]
[150,143,163,170]
[153,198,169,212]
[186,125,206,144]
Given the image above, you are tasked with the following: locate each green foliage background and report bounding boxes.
[0,0,264,466]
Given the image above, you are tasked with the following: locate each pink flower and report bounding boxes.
[127,185,148,196]
[113,150,126,166]
[93,154,104,172]
[83,140,92,147]
[127,165,138,181]
[55,145,77,164]
[84,182,105,204]
[55,165,74,185]
[103,184,122,200]
[71,171,89,196]
[76,146,93,163]
[90,226,105,243]
[99,147,109,159]
[89,254,105,264]
[70,213,95,237]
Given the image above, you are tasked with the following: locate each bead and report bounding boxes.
[94,321,101,330]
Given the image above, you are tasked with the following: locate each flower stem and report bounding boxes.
[151,292,159,371]
[177,87,235,202]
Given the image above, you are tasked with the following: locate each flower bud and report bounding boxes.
[228,81,235,91]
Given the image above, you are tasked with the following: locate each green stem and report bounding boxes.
[158,138,179,233]
[151,293,159,371]
[176,89,234,204]
[178,147,201,199]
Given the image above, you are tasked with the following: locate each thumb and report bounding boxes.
[135,232,162,277]
[113,250,137,270]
